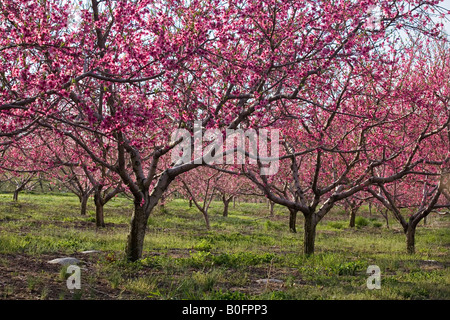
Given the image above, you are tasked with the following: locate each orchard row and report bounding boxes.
[0,0,449,261]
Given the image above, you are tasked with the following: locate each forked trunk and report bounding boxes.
[125,172,173,261]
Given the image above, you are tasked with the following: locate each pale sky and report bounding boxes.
[439,0,450,35]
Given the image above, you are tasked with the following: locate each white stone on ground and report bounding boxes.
[80,250,101,254]
[256,278,283,284]
[47,257,81,265]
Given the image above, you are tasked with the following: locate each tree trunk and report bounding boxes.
[125,172,173,261]
[406,224,416,254]
[233,197,236,208]
[289,208,297,233]
[94,195,105,228]
[13,189,20,201]
[80,194,89,216]
[269,201,275,216]
[223,199,229,217]
[202,210,211,230]
[126,203,149,261]
[304,214,317,255]
[349,207,357,228]
[222,196,232,217]
[189,199,193,208]
[383,209,389,229]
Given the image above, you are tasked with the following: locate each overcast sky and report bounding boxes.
[439,0,450,35]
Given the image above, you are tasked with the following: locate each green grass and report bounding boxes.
[0,193,449,300]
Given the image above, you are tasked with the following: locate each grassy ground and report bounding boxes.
[0,192,448,300]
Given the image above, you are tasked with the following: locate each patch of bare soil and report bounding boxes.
[418,259,448,271]
[0,252,136,300]
[225,266,306,297]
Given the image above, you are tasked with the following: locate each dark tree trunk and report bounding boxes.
[94,194,105,228]
[189,199,193,208]
[13,189,20,201]
[126,203,149,262]
[304,214,317,255]
[349,207,357,228]
[223,200,229,217]
[95,201,105,228]
[222,196,232,217]
[289,208,298,233]
[80,194,89,216]
[406,224,417,254]
[125,172,173,261]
